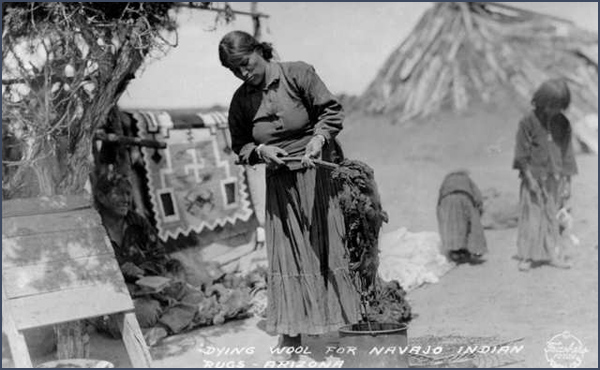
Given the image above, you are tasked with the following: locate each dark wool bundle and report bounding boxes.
[332,159,388,290]
[332,159,412,324]
[366,278,412,323]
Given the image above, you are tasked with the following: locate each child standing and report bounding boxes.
[513,79,578,271]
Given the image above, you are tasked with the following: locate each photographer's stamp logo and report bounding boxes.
[544,331,588,368]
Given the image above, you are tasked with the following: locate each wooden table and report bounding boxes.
[2,195,152,368]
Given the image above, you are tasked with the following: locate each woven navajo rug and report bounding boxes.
[134,110,253,241]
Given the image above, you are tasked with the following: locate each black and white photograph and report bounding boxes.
[1,2,598,368]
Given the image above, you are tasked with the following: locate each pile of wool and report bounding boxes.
[197,281,253,326]
[332,159,412,323]
[195,266,268,325]
[365,278,412,324]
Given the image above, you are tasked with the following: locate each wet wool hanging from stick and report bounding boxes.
[332,159,412,323]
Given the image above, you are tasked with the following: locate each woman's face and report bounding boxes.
[229,51,267,86]
[99,185,132,217]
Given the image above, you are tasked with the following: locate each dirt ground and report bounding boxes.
[4,103,597,368]
[340,104,599,368]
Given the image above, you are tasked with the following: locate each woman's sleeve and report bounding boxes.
[228,95,260,165]
[512,118,531,171]
[298,64,344,141]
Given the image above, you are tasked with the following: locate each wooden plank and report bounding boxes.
[119,313,153,368]
[2,283,33,368]
[2,195,92,219]
[3,254,125,299]
[2,208,102,238]
[8,284,134,330]
[2,227,112,268]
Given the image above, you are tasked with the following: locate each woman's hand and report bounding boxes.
[256,144,288,168]
[302,135,325,168]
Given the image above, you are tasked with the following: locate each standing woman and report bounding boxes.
[513,78,577,271]
[219,31,361,359]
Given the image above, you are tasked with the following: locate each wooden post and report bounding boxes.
[118,313,153,368]
[55,321,90,360]
[251,2,262,41]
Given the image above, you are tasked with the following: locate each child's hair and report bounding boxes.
[531,78,571,110]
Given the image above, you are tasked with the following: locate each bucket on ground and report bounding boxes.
[338,322,409,368]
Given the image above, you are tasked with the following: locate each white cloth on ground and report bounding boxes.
[378,228,455,292]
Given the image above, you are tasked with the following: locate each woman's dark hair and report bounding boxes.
[532,78,571,110]
[218,30,274,69]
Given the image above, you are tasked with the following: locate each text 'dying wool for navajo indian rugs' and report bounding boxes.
[134,110,253,241]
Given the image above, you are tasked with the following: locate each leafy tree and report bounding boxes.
[2,2,178,198]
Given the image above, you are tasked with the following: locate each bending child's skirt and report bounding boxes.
[437,192,488,257]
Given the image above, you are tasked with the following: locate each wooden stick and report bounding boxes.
[94,131,167,149]
[458,2,474,35]
[281,157,339,170]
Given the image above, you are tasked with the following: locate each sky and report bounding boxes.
[118,2,599,110]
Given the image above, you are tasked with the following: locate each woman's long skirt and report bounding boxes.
[516,176,566,262]
[437,193,488,256]
[265,167,361,336]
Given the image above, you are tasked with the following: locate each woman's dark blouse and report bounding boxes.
[228,61,344,168]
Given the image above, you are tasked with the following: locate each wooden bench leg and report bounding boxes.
[118,312,153,368]
[3,285,32,368]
